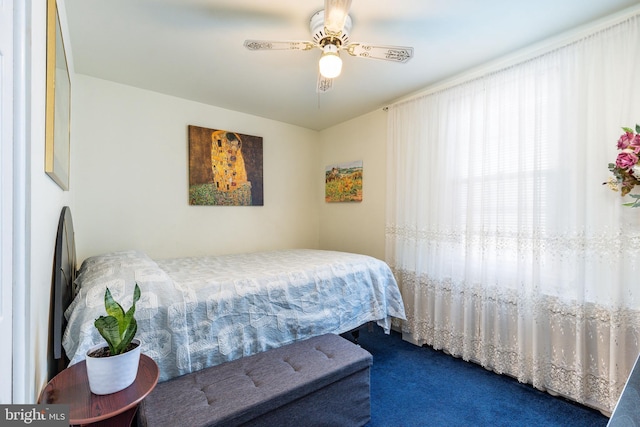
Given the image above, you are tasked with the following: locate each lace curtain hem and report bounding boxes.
[395,267,640,412]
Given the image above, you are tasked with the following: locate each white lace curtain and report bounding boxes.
[386,11,640,413]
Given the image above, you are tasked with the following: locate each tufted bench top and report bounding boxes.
[137,333,373,427]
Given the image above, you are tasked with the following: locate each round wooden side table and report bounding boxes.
[39,354,159,427]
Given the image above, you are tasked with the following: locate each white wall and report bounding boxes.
[72,75,321,263]
[20,0,74,403]
[318,109,388,260]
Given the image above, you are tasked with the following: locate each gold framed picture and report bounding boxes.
[45,0,71,190]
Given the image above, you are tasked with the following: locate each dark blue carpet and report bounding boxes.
[355,326,609,427]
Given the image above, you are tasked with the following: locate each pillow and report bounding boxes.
[72,250,162,309]
[64,250,174,365]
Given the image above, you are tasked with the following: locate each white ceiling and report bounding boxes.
[64,0,640,131]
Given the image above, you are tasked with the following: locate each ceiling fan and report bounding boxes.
[243,0,414,93]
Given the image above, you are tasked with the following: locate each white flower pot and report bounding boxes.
[85,339,141,395]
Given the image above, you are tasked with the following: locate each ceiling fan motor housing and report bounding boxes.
[310,10,352,48]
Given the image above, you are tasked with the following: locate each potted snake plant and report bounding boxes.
[85,283,142,395]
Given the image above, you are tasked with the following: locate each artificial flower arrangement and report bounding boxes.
[605,125,640,207]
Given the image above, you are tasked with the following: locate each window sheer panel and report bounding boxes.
[386,13,640,412]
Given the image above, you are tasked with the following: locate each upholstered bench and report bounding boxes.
[137,333,373,427]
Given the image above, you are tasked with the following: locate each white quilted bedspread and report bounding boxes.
[63,249,405,381]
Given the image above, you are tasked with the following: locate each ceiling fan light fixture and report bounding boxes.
[324,0,352,35]
[319,44,342,79]
[245,0,414,93]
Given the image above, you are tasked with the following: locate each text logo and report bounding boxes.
[1,405,69,426]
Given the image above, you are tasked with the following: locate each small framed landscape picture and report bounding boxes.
[325,160,363,203]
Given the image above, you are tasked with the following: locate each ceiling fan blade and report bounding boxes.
[324,0,352,35]
[317,74,333,93]
[244,40,316,51]
[346,43,414,63]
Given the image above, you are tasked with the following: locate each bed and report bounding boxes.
[56,210,406,382]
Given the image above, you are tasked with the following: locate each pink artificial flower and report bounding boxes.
[616,150,639,170]
[631,133,640,154]
[617,132,635,150]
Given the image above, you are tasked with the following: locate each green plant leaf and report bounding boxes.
[133,283,141,304]
[121,284,141,336]
[104,288,125,323]
[94,284,141,355]
[94,315,121,354]
[623,127,634,133]
[623,193,640,207]
[116,319,138,354]
[122,305,136,336]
